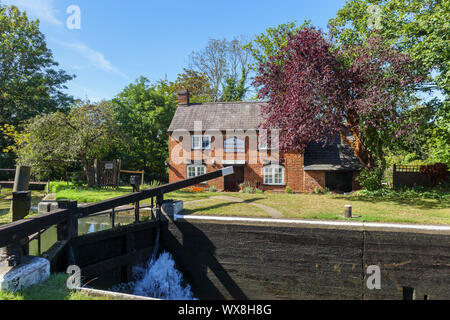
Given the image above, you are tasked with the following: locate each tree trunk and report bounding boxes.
[81,155,94,187]
[339,128,375,171]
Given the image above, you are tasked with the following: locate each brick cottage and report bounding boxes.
[168,90,361,193]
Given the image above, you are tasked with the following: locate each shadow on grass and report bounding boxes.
[181,197,265,216]
[332,193,449,210]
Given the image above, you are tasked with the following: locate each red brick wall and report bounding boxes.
[303,171,326,192]
[168,133,359,193]
[169,133,305,192]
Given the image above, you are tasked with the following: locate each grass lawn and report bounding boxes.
[228,192,450,225]
[49,184,450,225]
[183,198,270,218]
[0,274,112,300]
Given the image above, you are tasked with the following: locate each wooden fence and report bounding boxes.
[393,164,449,189]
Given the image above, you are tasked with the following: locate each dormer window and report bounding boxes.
[191,135,211,150]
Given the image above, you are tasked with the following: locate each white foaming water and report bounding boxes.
[113,251,196,300]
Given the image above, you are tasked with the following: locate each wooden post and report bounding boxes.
[11,191,31,222]
[130,175,141,222]
[12,166,31,192]
[57,200,78,241]
[110,207,115,228]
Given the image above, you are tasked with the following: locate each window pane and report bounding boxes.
[188,167,196,177]
[192,136,201,149]
[202,137,210,149]
[263,166,283,185]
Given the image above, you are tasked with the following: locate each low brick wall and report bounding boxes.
[160,218,450,300]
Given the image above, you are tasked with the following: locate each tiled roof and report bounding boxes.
[303,136,361,171]
[168,102,267,132]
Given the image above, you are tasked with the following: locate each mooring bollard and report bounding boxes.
[345,205,352,218]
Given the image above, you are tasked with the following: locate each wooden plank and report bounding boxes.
[0,181,47,190]
[0,208,72,247]
[80,246,155,277]
[70,220,158,247]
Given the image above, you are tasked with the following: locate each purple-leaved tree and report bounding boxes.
[255,28,424,170]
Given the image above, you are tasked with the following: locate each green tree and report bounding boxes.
[244,20,312,70]
[329,0,449,95]
[170,68,214,103]
[14,101,118,186]
[428,102,450,165]
[0,5,74,167]
[111,77,176,182]
[221,67,249,102]
[329,0,449,166]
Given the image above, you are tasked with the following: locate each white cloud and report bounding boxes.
[2,0,62,25]
[56,40,129,80]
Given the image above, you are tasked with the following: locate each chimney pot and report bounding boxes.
[177,89,190,106]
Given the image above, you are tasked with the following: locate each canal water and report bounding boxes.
[27,212,195,300]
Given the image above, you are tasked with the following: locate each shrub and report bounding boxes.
[243,186,256,194]
[313,187,321,194]
[48,181,76,193]
[255,189,263,194]
[239,181,256,192]
[357,168,384,191]
[285,186,292,194]
[208,185,217,192]
[70,171,85,187]
[144,180,162,189]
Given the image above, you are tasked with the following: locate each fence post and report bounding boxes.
[56,200,79,241]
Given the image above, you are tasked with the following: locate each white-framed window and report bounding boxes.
[258,130,279,150]
[187,164,206,178]
[191,135,211,150]
[258,135,268,150]
[263,164,284,185]
[224,137,245,153]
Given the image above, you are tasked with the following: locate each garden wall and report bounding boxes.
[159,217,450,300]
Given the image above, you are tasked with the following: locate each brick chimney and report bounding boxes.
[177,89,190,106]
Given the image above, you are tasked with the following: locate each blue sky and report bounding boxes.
[3,0,348,101]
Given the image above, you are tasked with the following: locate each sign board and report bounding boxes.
[105,163,114,170]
